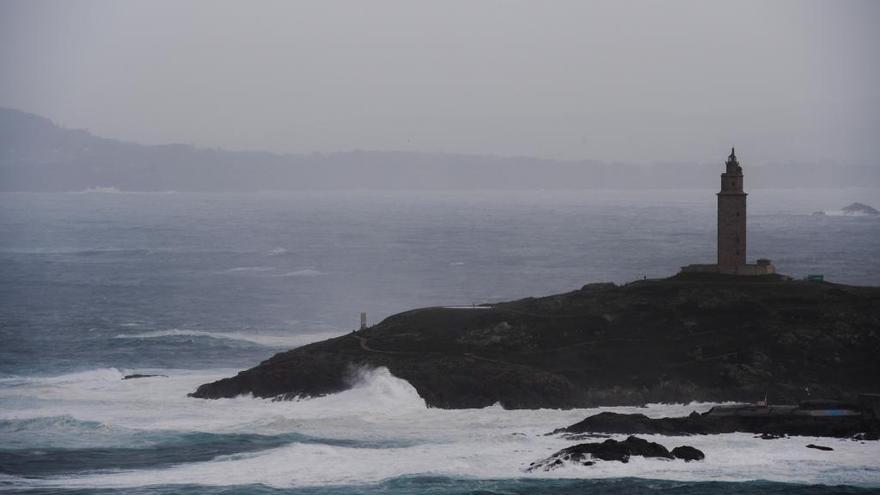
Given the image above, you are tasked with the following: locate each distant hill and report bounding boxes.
[1,108,877,191]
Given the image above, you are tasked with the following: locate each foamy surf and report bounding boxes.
[1,367,878,491]
[15,427,880,490]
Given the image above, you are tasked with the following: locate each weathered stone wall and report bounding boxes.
[718,263,775,276]
[680,263,776,276]
[680,264,720,273]
[683,151,774,277]
[717,192,746,266]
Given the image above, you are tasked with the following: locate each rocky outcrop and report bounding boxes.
[671,445,705,461]
[556,411,880,439]
[842,202,879,215]
[191,274,880,409]
[123,374,167,380]
[806,444,834,451]
[527,436,702,471]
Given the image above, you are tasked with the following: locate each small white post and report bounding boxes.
[360,312,367,330]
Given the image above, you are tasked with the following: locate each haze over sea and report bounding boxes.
[2,188,879,494]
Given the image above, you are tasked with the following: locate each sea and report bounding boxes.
[1,188,879,494]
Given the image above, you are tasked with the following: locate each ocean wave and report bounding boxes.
[71,186,123,194]
[5,477,879,495]
[19,367,127,385]
[275,269,324,277]
[0,366,428,435]
[2,367,879,489]
[113,329,339,348]
[32,428,880,489]
[0,247,155,256]
[0,415,131,450]
[222,266,275,273]
[67,187,178,194]
[817,210,880,217]
[0,414,111,434]
[300,366,426,414]
[0,427,317,477]
[220,266,324,277]
[267,247,289,256]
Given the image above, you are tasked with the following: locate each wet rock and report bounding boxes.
[853,432,879,441]
[528,436,680,471]
[621,436,674,459]
[841,202,879,215]
[806,444,834,451]
[671,445,705,461]
[123,374,167,380]
[757,432,786,440]
[558,411,880,440]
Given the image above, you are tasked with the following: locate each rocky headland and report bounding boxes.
[527,436,705,471]
[554,409,879,439]
[191,273,880,409]
[842,202,879,216]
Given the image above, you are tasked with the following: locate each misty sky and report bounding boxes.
[1,0,877,164]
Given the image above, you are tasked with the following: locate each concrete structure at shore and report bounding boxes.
[681,148,776,276]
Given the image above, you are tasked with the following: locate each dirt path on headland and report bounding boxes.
[352,334,412,355]
[352,333,522,366]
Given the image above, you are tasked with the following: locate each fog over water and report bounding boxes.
[1,2,879,494]
[2,188,878,377]
[1,189,879,493]
[1,0,878,166]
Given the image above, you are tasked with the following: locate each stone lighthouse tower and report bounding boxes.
[680,148,774,276]
[717,148,747,267]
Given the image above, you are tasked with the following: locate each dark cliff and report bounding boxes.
[191,274,880,408]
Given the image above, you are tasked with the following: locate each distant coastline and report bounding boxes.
[3,107,878,192]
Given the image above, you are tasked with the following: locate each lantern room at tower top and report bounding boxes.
[680,148,776,276]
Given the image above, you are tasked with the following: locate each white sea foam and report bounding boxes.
[47,432,880,489]
[113,329,341,348]
[276,269,324,277]
[222,266,275,273]
[0,366,427,433]
[67,187,178,194]
[267,247,289,256]
[821,210,880,217]
[2,366,878,490]
[73,186,123,194]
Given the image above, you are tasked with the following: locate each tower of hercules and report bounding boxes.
[679,148,775,276]
[717,148,747,267]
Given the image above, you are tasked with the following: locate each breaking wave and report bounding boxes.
[276,269,324,277]
[222,266,275,273]
[819,210,880,217]
[2,366,879,491]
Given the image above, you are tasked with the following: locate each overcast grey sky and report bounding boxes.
[1,0,877,164]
